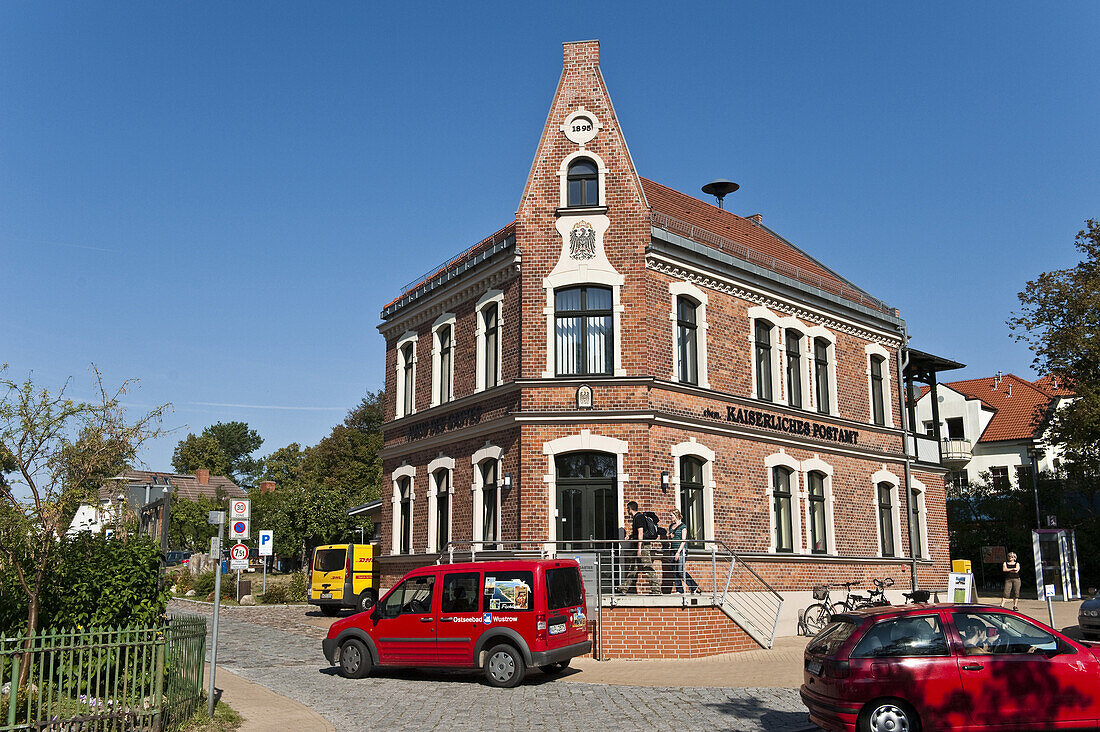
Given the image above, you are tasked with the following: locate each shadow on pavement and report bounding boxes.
[317,664,582,686]
[704,695,821,731]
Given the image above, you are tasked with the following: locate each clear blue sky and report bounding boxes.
[3,3,1097,472]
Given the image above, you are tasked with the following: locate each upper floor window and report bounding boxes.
[433,469,450,553]
[555,286,612,376]
[399,476,412,555]
[676,296,699,385]
[877,482,895,558]
[436,325,453,404]
[814,337,831,414]
[484,303,499,387]
[566,158,599,207]
[946,417,965,440]
[755,320,774,401]
[772,466,794,553]
[808,471,827,554]
[786,330,803,408]
[870,355,886,425]
[991,466,1010,491]
[401,343,415,416]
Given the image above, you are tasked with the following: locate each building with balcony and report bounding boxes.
[913,373,1073,489]
[364,40,959,654]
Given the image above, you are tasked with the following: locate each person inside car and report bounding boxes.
[958,617,993,654]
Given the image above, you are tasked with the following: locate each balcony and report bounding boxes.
[940,438,973,467]
[907,434,942,465]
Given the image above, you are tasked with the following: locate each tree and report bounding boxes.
[1009,219,1100,470]
[0,367,166,684]
[172,420,263,485]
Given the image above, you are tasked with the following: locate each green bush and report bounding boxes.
[192,570,216,597]
[259,585,290,604]
[170,568,193,593]
[288,572,307,602]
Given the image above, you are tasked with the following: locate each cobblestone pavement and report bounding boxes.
[171,600,820,731]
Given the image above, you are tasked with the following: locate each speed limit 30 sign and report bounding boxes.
[230,499,250,519]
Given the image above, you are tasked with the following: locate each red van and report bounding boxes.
[321,559,591,687]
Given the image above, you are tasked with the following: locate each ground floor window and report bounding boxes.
[773,467,794,553]
[680,456,705,548]
[399,477,412,555]
[878,482,895,558]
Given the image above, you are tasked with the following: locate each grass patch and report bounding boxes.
[177,696,242,732]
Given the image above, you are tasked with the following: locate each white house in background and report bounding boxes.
[914,373,1074,490]
[66,468,245,536]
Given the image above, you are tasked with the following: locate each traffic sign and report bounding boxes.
[230,499,251,520]
[230,542,249,570]
[210,536,222,557]
[259,530,273,556]
[230,519,250,540]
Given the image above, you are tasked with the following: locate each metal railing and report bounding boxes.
[0,615,207,731]
[906,433,942,465]
[651,210,894,315]
[940,438,973,465]
[437,539,784,650]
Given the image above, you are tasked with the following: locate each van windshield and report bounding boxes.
[314,548,346,573]
[546,567,583,610]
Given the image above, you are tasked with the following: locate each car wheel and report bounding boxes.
[538,659,570,674]
[803,603,831,636]
[357,591,376,613]
[338,639,372,679]
[484,643,526,688]
[859,699,920,732]
[321,605,340,617]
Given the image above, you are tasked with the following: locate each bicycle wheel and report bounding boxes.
[831,601,852,616]
[803,603,831,636]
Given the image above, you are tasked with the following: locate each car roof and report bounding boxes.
[407,558,579,576]
[834,603,1013,623]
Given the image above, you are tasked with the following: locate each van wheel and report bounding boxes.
[338,639,372,679]
[484,644,526,688]
[539,659,570,674]
[858,699,920,732]
[321,605,340,617]
[357,591,376,613]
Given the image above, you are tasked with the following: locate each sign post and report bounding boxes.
[1046,583,1057,628]
[258,530,273,595]
[206,510,225,718]
[229,543,249,602]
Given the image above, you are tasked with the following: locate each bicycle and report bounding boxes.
[801,582,860,636]
[863,577,895,607]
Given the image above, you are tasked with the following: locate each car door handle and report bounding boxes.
[420,617,432,623]
[962,664,984,671]
[439,617,453,622]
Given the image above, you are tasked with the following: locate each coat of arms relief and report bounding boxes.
[569,220,596,260]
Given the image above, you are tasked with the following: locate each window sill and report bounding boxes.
[555,206,608,217]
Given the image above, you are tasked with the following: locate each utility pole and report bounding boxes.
[207,511,225,718]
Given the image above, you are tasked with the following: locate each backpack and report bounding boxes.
[639,511,660,541]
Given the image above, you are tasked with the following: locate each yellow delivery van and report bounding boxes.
[309,543,375,616]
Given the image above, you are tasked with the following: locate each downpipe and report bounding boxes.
[895,322,919,592]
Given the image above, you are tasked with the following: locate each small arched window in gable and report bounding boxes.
[567,158,599,207]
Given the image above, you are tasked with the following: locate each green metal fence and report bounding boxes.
[0,615,207,731]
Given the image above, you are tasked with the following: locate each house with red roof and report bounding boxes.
[913,373,1073,490]
[368,40,960,654]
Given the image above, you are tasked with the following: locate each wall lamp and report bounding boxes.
[660,470,670,492]
[503,473,513,489]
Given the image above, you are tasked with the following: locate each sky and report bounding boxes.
[3,2,1098,472]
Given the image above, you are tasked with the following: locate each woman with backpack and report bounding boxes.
[669,509,701,594]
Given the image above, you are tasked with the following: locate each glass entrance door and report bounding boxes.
[556,452,617,550]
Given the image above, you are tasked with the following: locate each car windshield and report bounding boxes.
[807,621,859,656]
[952,611,1063,655]
[314,548,346,573]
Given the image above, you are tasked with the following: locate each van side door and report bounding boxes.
[373,574,437,666]
[435,571,481,666]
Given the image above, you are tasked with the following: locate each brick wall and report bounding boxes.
[597,606,758,658]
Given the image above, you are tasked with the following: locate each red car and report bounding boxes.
[321,558,591,687]
[801,603,1100,731]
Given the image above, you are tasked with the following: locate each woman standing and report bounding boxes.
[669,509,700,594]
[1000,551,1022,611]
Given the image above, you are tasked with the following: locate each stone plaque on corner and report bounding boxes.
[576,384,593,409]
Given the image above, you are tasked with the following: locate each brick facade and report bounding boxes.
[371,40,951,654]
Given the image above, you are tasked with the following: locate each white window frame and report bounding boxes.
[748,306,783,405]
[426,455,454,553]
[782,327,811,410]
[800,456,836,555]
[807,326,838,417]
[544,274,625,378]
[764,451,803,553]
[669,281,709,388]
[909,477,929,559]
[390,464,416,556]
[557,150,608,209]
[471,443,503,550]
[430,313,457,408]
[394,331,418,419]
[865,343,894,427]
[670,438,716,541]
[872,467,904,558]
[542,430,628,545]
[475,290,505,392]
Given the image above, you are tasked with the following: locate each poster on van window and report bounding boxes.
[484,576,531,610]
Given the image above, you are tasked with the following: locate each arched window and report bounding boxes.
[808,471,827,554]
[401,343,415,416]
[878,482,895,558]
[433,469,450,553]
[676,296,699,385]
[755,320,774,400]
[480,460,498,548]
[483,303,499,388]
[870,355,886,425]
[399,477,412,555]
[814,337,831,414]
[786,330,803,408]
[555,286,613,376]
[566,158,599,207]
[680,456,705,548]
[910,485,922,558]
[773,467,794,553]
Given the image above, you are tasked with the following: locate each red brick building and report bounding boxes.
[369,41,955,654]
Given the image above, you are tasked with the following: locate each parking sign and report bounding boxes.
[259,530,273,557]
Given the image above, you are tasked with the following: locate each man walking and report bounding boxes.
[620,501,658,594]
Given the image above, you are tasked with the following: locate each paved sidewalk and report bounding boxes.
[205,663,335,732]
